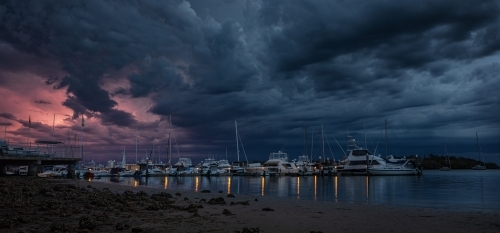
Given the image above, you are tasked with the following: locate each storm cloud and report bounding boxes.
[0,0,499,164]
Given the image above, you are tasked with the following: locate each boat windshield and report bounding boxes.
[352,150,372,156]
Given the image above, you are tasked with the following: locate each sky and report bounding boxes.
[0,0,499,166]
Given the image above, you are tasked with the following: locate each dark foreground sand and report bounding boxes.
[0,176,498,233]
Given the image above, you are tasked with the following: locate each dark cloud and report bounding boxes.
[100,109,137,127]
[0,0,499,164]
[0,112,16,120]
[0,121,12,127]
[259,0,500,93]
[34,100,51,104]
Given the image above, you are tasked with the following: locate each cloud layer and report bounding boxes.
[0,0,499,164]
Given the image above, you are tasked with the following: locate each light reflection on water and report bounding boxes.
[95,170,500,212]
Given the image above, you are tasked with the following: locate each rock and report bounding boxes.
[175,192,181,196]
[230,201,249,206]
[218,190,223,193]
[78,216,96,230]
[199,198,207,203]
[254,198,258,202]
[115,223,125,230]
[201,189,211,193]
[227,194,235,198]
[208,197,226,205]
[50,222,72,232]
[242,227,260,233]
[262,207,274,211]
[184,197,189,201]
[184,204,203,213]
[222,209,232,215]
[131,227,144,232]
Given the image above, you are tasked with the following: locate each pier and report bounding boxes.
[0,155,81,178]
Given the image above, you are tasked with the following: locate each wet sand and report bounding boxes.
[0,176,498,233]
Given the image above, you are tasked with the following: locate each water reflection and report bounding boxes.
[313,176,317,200]
[92,170,500,212]
[366,176,369,199]
[296,177,300,198]
[195,176,199,192]
[260,177,265,196]
[334,176,338,201]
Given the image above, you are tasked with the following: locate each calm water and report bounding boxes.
[92,170,500,212]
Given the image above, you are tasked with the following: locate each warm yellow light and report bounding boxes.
[195,176,199,192]
[314,175,317,200]
[297,176,300,197]
[261,176,265,196]
[334,176,338,201]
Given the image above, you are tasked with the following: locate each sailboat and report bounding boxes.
[471,132,486,170]
[439,140,451,171]
[168,116,196,176]
[118,147,137,176]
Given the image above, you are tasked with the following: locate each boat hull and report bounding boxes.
[368,168,420,176]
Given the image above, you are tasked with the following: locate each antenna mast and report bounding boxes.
[385,119,388,158]
[235,121,239,162]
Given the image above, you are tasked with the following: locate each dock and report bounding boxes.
[0,155,81,178]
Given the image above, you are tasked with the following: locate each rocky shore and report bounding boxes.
[0,176,498,233]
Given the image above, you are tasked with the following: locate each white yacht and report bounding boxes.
[200,158,218,176]
[337,136,420,176]
[217,159,232,175]
[295,155,320,176]
[142,162,166,176]
[169,158,197,176]
[242,162,265,175]
[367,155,421,176]
[262,151,299,176]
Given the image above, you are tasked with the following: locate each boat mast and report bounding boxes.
[122,146,126,167]
[476,132,485,166]
[364,119,367,150]
[51,114,55,154]
[169,115,172,166]
[27,115,31,150]
[476,132,480,164]
[321,124,324,162]
[310,127,314,162]
[66,131,69,157]
[108,126,111,160]
[80,115,84,158]
[385,119,388,158]
[135,126,138,163]
[235,121,239,162]
[3,118,6,141]
[304,126,308,157]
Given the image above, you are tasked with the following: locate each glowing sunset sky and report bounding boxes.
[0,0,499,165]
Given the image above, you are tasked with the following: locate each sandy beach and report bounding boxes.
[0,176,498,233]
